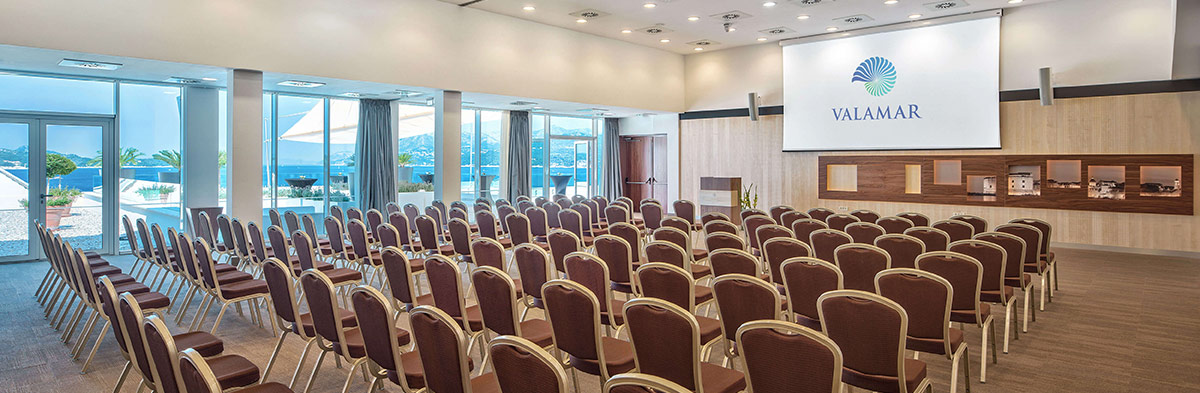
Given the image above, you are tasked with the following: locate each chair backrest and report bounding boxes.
[409,306,473,393]
[818,290,915,393]
[608,222,643,264]
[672,200,698,226]
[472,266,522,336]
[376,223,401,249]
[415,215,442,252]
[197,210,218,246]
[170,230,200,282]
[216,214,236,252]
[564,252,618,317]
[548,230,582,274]
[949,239,1008,297]
[932,219,975,242]
[875,268,955,356]
[514,244,555,300]
[605,205,630,224]
[262,258,305,333]
[431,200,448,223]
[896,212,930,227]
[425,255,471,323]
[824,213,859,232]
[403,204,421,230]
[497,204,517,234]
[592,196,609,219]
[710,249,760,278]
[904,226,950,252]
[451,201,469,215]
[974,231,1028,285]
[543,202,563,228]
[559,208,586,239]
[704,220,739,237]
[557,197,573,210]
[741,208,768,222]
[490,336,570,393]
[849,210,880,224]
[141,315,185,393]
[713,274,781,342]
[380,247,420,307]
[994,223,1042,267]
[644,240,693,271]
[635,262,696,312]
[284,210,302,235]
[384,212,415,249]
[349,286,415,390]
[178,349,252,393]
[951,214,989,234]
[117,293,156,387]
[874,234,926,269]
[875,216,915,234]
[447,218,473,256]
[641,202,664,231]
[506,213,534,246]
[229,218,252,261]
[291,230,321,271]
[475,210,501,240]
[542,279,610,377]
[526,207,550,237]
[789,218,830,248]
[768,205,794,225]
[916,251,984,322]
[762,237,812,285]
[780,257,843,330]
[700,212,731,225]
[323,216,349,254]
[1009,218,1052,256]
[246,222,269,264]
[300,269,353,352]
[809,229,852,263]
[705,232,746,254]
[779,210,810,230]
[834,244,891,292]
[519,200,537,215]
[302,213,322,240]
[806,208,835,223]
[605,374,691,393]
[737,320,843,393]
[624,298,714,391]
[470,237,506,270]
[844,222,885,244]
[756,224,793,251]
[385,202,401,215]
[121,215,141,256]
[652,227,692,253]
[367,209,385,234]
[347,219,375,261]
[660,216,691,234]
[583,199,603,225]
[594,235,635,286]
[331,205,347,226]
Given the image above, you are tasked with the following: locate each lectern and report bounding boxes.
[699,177,742,225]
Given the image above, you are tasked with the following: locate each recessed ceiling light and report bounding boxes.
[687,16,700,21]
[1008,0,1023,3]
[757,37,768,41]
[660,39,671,43]
[825,26,838,32]
[277,80,326,88]
[797,15,810,20]
[884,0,899,4]
[643,2,656,8]
[601,112,615,116]
[200,77,218,82]
[694,47,704,51]
[576,18,587,23]
[58,58,123,71]
[621,29,633,33]
[763,1,777,6]
[922,21,932,25]
[522,5,535,11]
[908,13,922,19]
[842,33,851,36]
[340,92,368,98]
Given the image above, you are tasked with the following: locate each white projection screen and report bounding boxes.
[782,15,1000,151]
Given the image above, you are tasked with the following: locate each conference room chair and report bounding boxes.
[874,269,970,393]
[367,208,388,239]
[179,348,295,393]
[950,239,1010,370]
[489,335,571,393]
[875,233,927,269]
[549,229,584,275]
[905,226,951,252]
[654,226,708,264]
[293,230,363,295]
[818,290,933,393]
[833,243,892,292]
[514,243,556,320]
[475,210,511,248]
[532,196,547,210]
[380,246,431,318]
[74,252,169,373]
[1009,218,1058,294]
[809,229,853,263]
[120,215,151,282]
[581,201,608,235]
[191,238,273,334]
[560,208,597,247]
[559,197,575,210]
[497,203,518,234]
[472,266,555,362]
[199,211,232,263]
[542,279,636,389]
[755,223,794,255]
[148,223,182,293]
[740,208,768,223]
[347,285,425,393]
[216,214,245,266]
[645,240,713,282]
[564,252,629,337]
[507,212,551,251]
[634,261,721,338]
[135,218,161,282]
[897,212,932,227]
[709,249,766,281]
[416,214,458,259]
[471,236,512,274]
[975,231,1034,336]
[410,306,502,392]
[850,209,881,224]
[143,314,262,393]
[117,290,235,393]
[711,274,784,368]
[876,216,916,234]
[779,210,811,230]
[641,198,662,207]
[330,205,347,227]
[545,201,564,228]
[743,215,776,257]
[608,222,646,266]
[701,211,732,225]
[705,232,747,256]
[737,320,844,393]
[768,205,795,225]
[171,230,239,325]
[592,196,610,221]
[93,275,177,381]
[995,223,1051,311]
[284,210,303,239]
[448,218,477,267]
[604,373,691,393]
[641,201,665,232]
[791,218,829,247]
[314,217,351,267]
[845,221,886,244]
[261,258,354,388]
[346,219,389,284]
[616,198,647,228]
[403,203,423,233]
[450,205,476,232]
[933,219,976,243]
[526,206,554,243]
[594,234,638,297]
[452,200,471,213]
[950,214,989,234]
[806,207,836,223]
[672,199,703,231]
[824,213,860,232]
[704,220,740,237]
[424,255,489,360]
[228,218,258,271]
[431,200,449,224]
[299,214,333,257]
[624,298,747,393]
[386,201,402,215]
[606,204,631,226]
[245,221,275,276]
[660,215,691,234]
[762,237,812,288]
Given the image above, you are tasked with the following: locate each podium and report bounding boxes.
[698,177,742,225]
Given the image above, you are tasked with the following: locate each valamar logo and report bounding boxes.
[833,56,920,121]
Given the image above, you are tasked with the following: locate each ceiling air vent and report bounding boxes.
[759,26,796,35]
[59,58,123,71]
[165,77,204,84]
[923,0,969,11]
[834,14,875,25]
[569,9,610,20]
[710,10,752,22]
[509,101,538,106]
[786,0,838,7]
[392,90,424,98]
[687,39,720,46]
[576,108,610,113]
[638,24,674,35]
[277,80,326,88]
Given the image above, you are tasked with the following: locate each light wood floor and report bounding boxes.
[3,247,1199,392]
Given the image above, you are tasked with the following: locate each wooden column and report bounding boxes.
[699,177,742,224]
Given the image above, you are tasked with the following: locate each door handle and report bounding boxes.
[40,193,51,201]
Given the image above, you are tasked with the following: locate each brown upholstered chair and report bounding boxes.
[559,209,596,247]
[645,240,712,281]
[473,266,554,354]
[416,215,457,258]
[762,237,812,287]
[594,235,638,296]
[701,212,732,225]
[507,212,551,250]
[951,214,989,235]
[949,239,1009,374]
[654,226,708,263]
[768,205,795,225]
[606,204,631,226]
[476,210,512,248]
[565,252,628,336]
[470,237,509,273]
[818,290,933,393]
[142,314,261,393]
[261,258,358,389]
[874,234,926,269]
[905,226,951,252]
[1009,218,1058,295]
[450,207,479,234]
[608,222,645,266]
[403,204,423,232]
[447,218,477,265]
[409,306,501,392]
[876,216,916,234]
[709,249,765,280]
[347,285,425,392]
[995,223,1050,311]
[85,272,170,376]
[806,207,835,223]
[673,199,703,232]
[604,373,691,393]
[933,219,975,243]
[376,223,427,274]
[917,251,995,384]
[624,298,747,393]
[779,210,811,230]
[497,204,517,235]
[850,209,881,224]
[526,206,553,241]
[346,219,389,284]
[424,255,488,358]
[380,247,432,317]
[743,215,776,256]
[548,229,584,274]
[513,244,556,320]
[293,230,362,291]
[489,335,570,393]
[975,231,1034,336]
[117,291,233,393]
[755,224,794,254]
[574,203,608,237]
[178,348,294,393]
[711,274,783,367]
[780,257,844,330]
[705,232,747,255]
[896,212,931,227]
[809,229,853,263]
[833,243,891,292]
[704,220,740,237]
[641,202,665,232]
[740,208,768,222]
[875,269,971,393]
[542,279,636,385]
[190,238,273,334]
[737,320,844,393]
[845,222,886,244]
[791,218,829,247]
[661,215,692,234]
[634,262,722,352]
[824,213,860,232]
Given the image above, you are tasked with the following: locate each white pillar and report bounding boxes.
[434,91,462,202]
[182,86,220,232]
[225,69,264,223]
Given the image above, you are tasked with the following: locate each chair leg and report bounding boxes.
[981,320,991,383]
[262,332,290,381]
[340,358,368,393]
[290,338,318,389]
[80,321,109,374]
[210,302,231,333]
[302,349,330,393]
[176,286,198,323]
[112,361,131,393]
[1038,275,1046,311]
[72,312,100,358]
[1002,302,1012,354]
[36,267,54,297]
[1022,289,1032,332]
[60,303,86,341]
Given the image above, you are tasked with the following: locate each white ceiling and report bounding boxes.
[441,0,1056,54]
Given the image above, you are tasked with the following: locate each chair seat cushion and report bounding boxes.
[981,286,1015,304]
[519,318,555,348]
[950,303,990,325]
[216,270,254,285]
[697,315,722,344]
[1025,260,1048,273]
[452,305,485,331]
[97,272,136,285]
[691,265,712,280]
[695,285,714,305]
[469,373,502,393]
[602,300,626,326]
[795,314,821,331]
[92,265,124,277]
[700,363,747,393]
[296,309,358,336]
[1004,273,1033,289]
[130,291,171,309]
[324,268,364,285]
[109,280,150,297]
[386,351,428,389]
[338,327,411,358]
[843,358,928,393]
[1041,251,1055,263]
[208,354,261,389]
[214,263,238,274]
[692,249,709,261]
[409,257,426,273]
[174,331,224,357]
[219,279,269,299]
[569,337,636,377]
[907,328,965,355]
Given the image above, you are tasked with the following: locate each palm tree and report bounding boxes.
[86,147,144,167]
[153,150,182,169]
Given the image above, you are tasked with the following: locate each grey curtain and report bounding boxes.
[355,99,396,212]
[507,111,532,201]
[603,118,623,199]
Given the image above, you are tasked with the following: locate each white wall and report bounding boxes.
[684,0,1182,111]
[619,114,681,207]
[0,0,685,113]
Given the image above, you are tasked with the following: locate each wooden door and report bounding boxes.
[651,135,669,203]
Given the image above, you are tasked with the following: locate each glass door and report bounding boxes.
[0,119,34,261]
[572,140,592,197]
[43,120,114,253]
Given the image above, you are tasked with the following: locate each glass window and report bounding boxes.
[396,103,434,203]
[261,94,274,223]
[479,110,502,201]
[0,73,114,114]
[461,109,477,203]
[217,90,227,209]
[274,95,325,222]
[328,99,359,215]
[117,83,183,249]
[531,115,546,197]
[550,116,594,137]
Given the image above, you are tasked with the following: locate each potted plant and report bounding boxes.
[156,184,176,202]
[153,149,182,184]
[48,186,82,215]
[136,186,161,201]
[397,153,415,183]
[43,154,78,228]
[740,183,759,210]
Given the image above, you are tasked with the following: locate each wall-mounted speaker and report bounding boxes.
[748,92,761,121]
[1038,67,1054,106]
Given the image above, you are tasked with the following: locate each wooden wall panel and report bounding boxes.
[680,92,1200,252]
